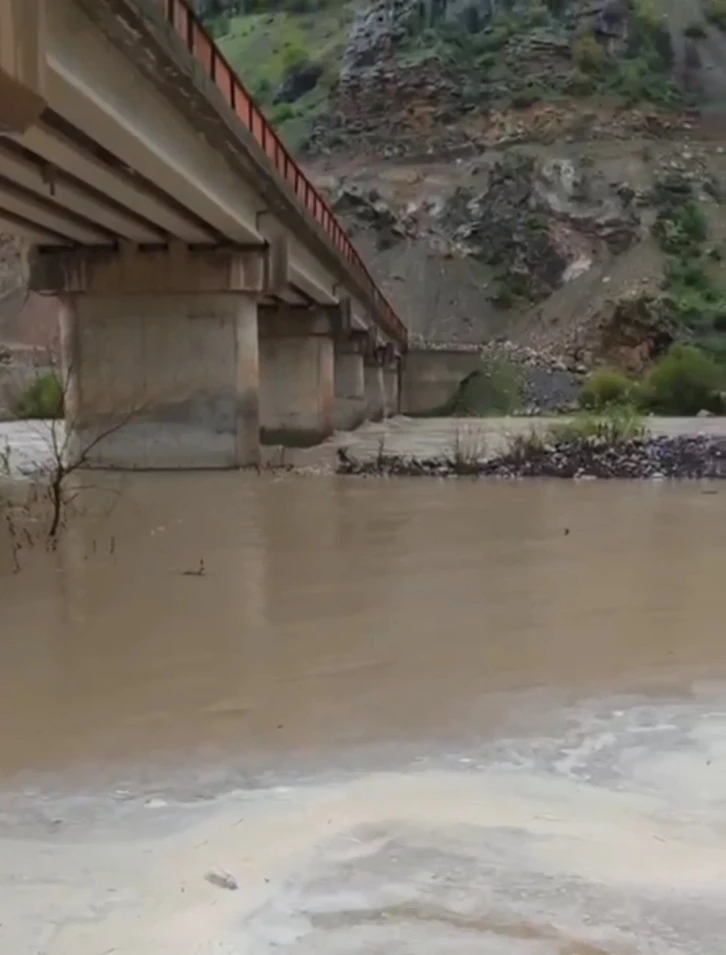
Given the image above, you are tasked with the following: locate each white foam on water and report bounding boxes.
[4,693,726,954]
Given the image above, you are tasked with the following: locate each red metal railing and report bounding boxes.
[154,0,406,344]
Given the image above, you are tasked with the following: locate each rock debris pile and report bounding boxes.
[337,435,726,480]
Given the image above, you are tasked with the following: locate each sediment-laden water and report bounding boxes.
[1,474,725,952]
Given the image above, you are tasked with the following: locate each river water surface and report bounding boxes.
[1,475,726,953]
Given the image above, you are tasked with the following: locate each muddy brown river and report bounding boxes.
[1,474,726,953]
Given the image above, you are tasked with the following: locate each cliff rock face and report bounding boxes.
[306,0,723,159]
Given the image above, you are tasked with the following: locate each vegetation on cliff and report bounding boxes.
[196,0,723,148]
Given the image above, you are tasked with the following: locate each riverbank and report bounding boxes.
[338,434,726,480]
[5,416,726,479]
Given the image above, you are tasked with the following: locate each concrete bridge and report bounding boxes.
[0,0,406,467]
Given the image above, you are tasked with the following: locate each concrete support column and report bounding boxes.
[259,306,334,447]
[364,348,399,421]
[383,361,400,418]
[0,0,47,133]
[34,246,269,470]
[333,342,365,432]
[60,292,259,469]
[364,362,385,422]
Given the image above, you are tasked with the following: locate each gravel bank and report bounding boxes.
[337,434,726,480]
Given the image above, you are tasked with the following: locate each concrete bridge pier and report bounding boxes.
[383,359,400,418]
[259,306,336,447]
[364,347,400,421]
[364,360,385,422]
[333,336,366,433]
[33,246,267,469]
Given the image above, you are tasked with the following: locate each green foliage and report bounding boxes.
[704,0,726,30]
[564,70,597,96]
[280,40,309,74]
[250,75,273,99]
[572,32,607,72]
[491,267,538,307]
[609,56,683,108]
[14,372,64,420]
[630,0,674,67]
[684,21,708,39]
[214,0,349,129]
[548,408,646,444]
[525,1,550,28]
[663,257,726,328]
[653,198,708,256]
[641,344,725,414]
[269,101,295,124]
[543,0,570,13]
[210,14,231,37]
[579,368,635,410]
[511,83,547,108]
[441,361,522,416]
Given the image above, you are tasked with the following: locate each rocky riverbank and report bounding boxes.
[336,434,726,480]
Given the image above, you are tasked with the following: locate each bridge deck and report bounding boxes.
[152,0,406,345]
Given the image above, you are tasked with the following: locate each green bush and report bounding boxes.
[281,42,309,76]
[652,198,708,256]
[630,0,674,67]
[441,360,522,416]
[705,0,726,30]
[641,343,724,414]
[572,32,607,72]
[579,368,635,410]
[210,15,230,38]
[14,372,64,420]
[526,1,549,27]
[269,101,295,125]
[684,21,708,39]
[549,408,646,444]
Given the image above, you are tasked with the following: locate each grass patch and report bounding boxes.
[14,372,64,420]
[214,3,352,142]
[447,426,487,473]
[548,408,646,444]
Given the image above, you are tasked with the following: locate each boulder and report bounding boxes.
[274,62,324,105]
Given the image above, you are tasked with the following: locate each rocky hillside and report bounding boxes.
[193,0,726,373]
[313,124,726,368]
[199,0,726,152]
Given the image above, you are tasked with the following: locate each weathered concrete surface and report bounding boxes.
[0,0,47,133]
[383,362,400,417]
[259,312,334,447]
[61,293,260,469]
[332,347,365,432]
[363,363,385,421]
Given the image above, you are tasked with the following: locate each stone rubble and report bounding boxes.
[337,435,726,480]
